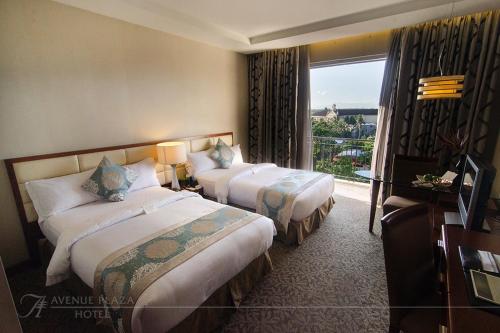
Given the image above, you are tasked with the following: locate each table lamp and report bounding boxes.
[157,142,187,190]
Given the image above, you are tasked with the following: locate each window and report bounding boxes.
[310,60,386,182]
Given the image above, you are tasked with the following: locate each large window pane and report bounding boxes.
[310,60,385,182]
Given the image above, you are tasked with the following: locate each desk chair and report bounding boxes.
[382,204,442,333]
[382,154,438,216]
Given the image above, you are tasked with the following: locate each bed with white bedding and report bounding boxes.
[4,132,274,333]
[193,161,335,245]
[42,186,274,333]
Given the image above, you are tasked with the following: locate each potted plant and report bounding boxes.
[438,129,469,187]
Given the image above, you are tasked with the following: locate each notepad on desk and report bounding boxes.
[470,270,500,305]
[459,245,500,307]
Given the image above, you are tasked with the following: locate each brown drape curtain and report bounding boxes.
[372,10,500,199]
[248,45,312,169]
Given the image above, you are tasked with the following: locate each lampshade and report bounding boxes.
[157,142,187,165]
[417,75,464,100]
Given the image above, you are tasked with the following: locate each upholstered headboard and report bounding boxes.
[5,132,233,260]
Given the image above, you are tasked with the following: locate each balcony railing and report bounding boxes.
[312,136,374,183]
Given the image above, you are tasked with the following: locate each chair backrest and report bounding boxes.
[390,154,438,199]
[381,203,435,328]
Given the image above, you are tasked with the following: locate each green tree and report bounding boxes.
[315,157,359,180]
[312,118,351,138]
[344,115,356,125]
[355,114,365,139]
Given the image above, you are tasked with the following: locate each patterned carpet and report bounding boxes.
[223,193,388,332]
[8,193,388,333]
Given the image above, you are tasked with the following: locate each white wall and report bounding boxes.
[0,0,248,267]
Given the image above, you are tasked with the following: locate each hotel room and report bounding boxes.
[1,0,500,332]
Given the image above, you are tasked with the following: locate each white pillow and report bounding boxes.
[231,144,244,165]
[25,170,98,222]
[187,148,218,177]
[127,158,160,192]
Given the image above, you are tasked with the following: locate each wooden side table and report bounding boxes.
[181,185,204,197]
[163,183,205,197]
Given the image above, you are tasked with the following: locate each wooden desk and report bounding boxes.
[442,225,500,333]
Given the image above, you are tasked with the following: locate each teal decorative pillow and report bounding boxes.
[210,138,235,169]
[82,156,138,202]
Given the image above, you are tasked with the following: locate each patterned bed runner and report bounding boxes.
[93,206,260,333]
[256,170,329,234]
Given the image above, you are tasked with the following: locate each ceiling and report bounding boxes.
[54,0,500,53]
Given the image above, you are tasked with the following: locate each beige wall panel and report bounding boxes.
[125,146,158,164]
[18,184,31,204]
[191,138,212,152]
[78,150,127,171]
[13,156,79,184]
[211,135,233,146]
[0,0,248,267]
[24,203,38,223]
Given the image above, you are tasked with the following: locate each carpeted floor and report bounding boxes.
[8,193,388,333]
[223,193,388,332]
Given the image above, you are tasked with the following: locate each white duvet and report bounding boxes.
[197,163,335,222]
[42,186,275,333]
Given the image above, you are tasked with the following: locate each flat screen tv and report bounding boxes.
[458,155,496,231]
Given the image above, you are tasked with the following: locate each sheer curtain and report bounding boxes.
[248,45,312,170]
[372,11,500,200]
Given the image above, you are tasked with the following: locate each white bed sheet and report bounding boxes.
[39,218,61,246]
[197,163,335,221]
[40,185,164,246]
[42,186,275,333]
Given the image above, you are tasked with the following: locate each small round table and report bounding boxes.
[354,170,371,179]
[355,170,458,232]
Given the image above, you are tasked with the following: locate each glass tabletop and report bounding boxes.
[354,169,459,193]
[354,170,371,179]
[354,170,393,183]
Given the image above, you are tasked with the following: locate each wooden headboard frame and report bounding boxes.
[4,131,233,262]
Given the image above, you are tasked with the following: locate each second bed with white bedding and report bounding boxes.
[196,163,335,243]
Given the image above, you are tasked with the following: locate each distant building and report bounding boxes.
[312,105,378,138]
[311,105,337,120]
[335,108,378,124]
[312,105,378,124]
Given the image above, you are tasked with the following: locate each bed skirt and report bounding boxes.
[276,196,335,245]
[38,239,272,333]
[170,251,272,333]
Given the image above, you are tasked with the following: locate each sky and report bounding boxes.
[310,60,386,110]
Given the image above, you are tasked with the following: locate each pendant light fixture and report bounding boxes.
[417,75,464,100]
[417,1,464,100]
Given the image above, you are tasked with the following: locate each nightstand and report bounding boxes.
[182,185,204,196]
[162,182,204,196]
